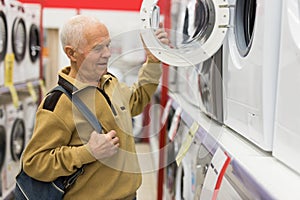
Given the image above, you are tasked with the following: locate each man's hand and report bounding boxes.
[87,130,119,160]
[142,22,171,63]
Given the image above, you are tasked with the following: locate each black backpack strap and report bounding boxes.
[49,85,103,133]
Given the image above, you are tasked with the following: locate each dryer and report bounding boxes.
[272,0,300,174]
[3,102,26,191]
[0,0,8,87]
[23,3,41,82]
[222,0,282,151]
[7,0,27,84]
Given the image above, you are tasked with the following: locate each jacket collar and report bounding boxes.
[58,66,114,92]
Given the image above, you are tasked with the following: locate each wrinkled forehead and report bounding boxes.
[85,23,110,45]
[85,23,109,42]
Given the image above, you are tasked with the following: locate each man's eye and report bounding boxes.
[94,46,103,52]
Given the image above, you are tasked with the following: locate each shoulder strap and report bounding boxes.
[50,85,103,133]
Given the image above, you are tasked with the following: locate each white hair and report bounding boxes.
[60,15,100,51]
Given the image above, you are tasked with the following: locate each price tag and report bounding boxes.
[176,121,199,165]
[39,79,47,97]
[8,85,19,108]
[27,82,38,102]
[4,53,15,86]
[200,147,231,200]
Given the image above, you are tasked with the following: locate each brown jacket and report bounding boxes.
[22,61,162,200]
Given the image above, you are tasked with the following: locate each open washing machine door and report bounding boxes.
[140,0,230,66]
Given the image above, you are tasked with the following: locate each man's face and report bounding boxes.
[76,23,111,83]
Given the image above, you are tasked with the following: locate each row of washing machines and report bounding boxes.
[0,94,38,198]
[0,0,41,198]
[141,0,300,199]
[142,0,300,174]
[0,0,41,86]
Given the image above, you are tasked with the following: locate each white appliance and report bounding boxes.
[0,0,8,87]
[198,47,223,124]
[272,0,300,174]
[0,105,6,198]
[173,120,197,200]
[8,0,27,84]
[3,102,26,191]
[140,0,230,67]
[164,106,177,199]
[166,0,226,124]
[192,143,213,199]
[222,0,282,151]
[22,95,37,145]
[23,3,41,82]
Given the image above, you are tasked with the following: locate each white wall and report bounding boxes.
[43,8,78,69]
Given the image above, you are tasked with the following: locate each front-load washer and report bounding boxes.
[21,95,37,145]
[272,0,300,174]
[193,143,213,199]
[3,102,25,191]
[0,0,8,87]
[140,0,230,67]
[0,105,6,198]
[173,119,196,200]
[198,47,223,124]
[174,136,201,200]
[23,3,41,82]
[222,0,282,151]
[8,0,27,84]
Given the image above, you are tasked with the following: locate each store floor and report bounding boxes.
[136,143,157,200]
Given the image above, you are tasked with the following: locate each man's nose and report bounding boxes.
[103,46,111,58]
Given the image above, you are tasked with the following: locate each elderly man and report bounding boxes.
[19,15,169,199]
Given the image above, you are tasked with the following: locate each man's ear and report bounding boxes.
[65,45,77,61]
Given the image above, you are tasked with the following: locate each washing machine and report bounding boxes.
[222,0,282,151]
[3,102,26,191]
[193,143,213,199]
[23,3,41,82]
[7,0,27,84]
[198,47,223,124]
[140,0,230,67]
[272,0,300,174]
[164,106,177,199]
[21,95,37,145]
[174,134,200,200]
[0,105,7,198]
[0,0,8,87]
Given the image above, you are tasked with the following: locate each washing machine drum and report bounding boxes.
[29,24,40,63]
[0,126,6,171]
[0,11,8,61]
[10,118,26,161]
[12,17,27,62]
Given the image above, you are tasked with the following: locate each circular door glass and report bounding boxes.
[0,126,6,171]
[140,0,229,66]
[234,0,256,56]
[29,24,41,63]
[0,11,8,61]
[12,18,26,62]
[10,118,25,161]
